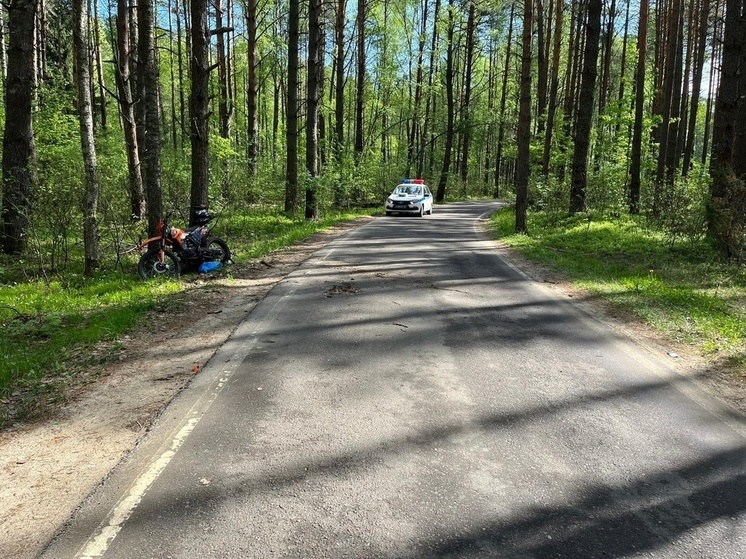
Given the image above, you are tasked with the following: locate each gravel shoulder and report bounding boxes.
[1,215,743,559]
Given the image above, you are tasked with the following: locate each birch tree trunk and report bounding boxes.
[0,6,7,88]
[73,0,100,275]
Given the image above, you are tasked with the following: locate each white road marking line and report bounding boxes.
[74,237,347,558]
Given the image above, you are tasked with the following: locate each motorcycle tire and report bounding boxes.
[139,247,181,279]
[204,237,232,264]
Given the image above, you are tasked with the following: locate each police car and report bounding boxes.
[384,178,434,217]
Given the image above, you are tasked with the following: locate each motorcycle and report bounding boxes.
[136,208,232,279]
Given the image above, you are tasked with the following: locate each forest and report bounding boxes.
[0,0,745,275]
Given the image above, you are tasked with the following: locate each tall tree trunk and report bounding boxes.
[407,0,429,176]
[682,0,711,175]
[542,0,562,176]
[515,0,532,233]
[92,2,107,130]
[663,0,685,182]
[189,0,209,220]
[436,0,456,202]
[114,0,145,220]
[306,0,322,219]
[484,37,496,189]
[654,0,682,214]
[379,0,390,165]
[354,0,365,159]
[334,0,346,161]
[167,0,178,150]
[285,0,300,213]
[216,0,232,139]
[599,0,616,115]
[675,0,695,166]
[0,6,7,89]
[215,0,233,200]
[536,0,548,134]
[559,0,581,181]
[459,0,477,190]
[246,0,259,176]
[175,0,186,148]
[709,0,746,259]
[494,1,514,198]
[34,0,44,92]
[132,0,145,193]
[418,0,441,178]
[702,0,722,166]
[1,0,38,254]
[139,0,162,234]
[629,0,648,214]
[614,0,630,137]
[569,0,602,214]
[73,0,99,275]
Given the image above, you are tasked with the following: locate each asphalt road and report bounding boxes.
[44,201,746,558]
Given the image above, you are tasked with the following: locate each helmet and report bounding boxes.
[191,206,212,225]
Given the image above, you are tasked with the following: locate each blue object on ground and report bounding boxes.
[199,261,222,274]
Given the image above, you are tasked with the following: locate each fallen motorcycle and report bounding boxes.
[136,208,232,279]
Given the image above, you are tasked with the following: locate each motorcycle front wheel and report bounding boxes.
[139,247,181,279]
[204,237,232,264]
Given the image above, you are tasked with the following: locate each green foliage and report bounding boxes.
[491,208,746,367]
[655,172,710,248]
[0,275,182,425]
[30,88,84,273]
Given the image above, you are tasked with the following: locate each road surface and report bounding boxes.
[44,201,746,558]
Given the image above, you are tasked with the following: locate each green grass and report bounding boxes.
[0,209,373,426]
[491,209,746,370]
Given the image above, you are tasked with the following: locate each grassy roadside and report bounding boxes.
[0,210,373,427]
[490,208,746,378]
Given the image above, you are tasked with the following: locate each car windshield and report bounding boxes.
[393,185,422,196]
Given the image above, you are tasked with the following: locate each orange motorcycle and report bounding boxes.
[136,208,231,279]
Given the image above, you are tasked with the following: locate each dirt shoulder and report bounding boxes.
[1,216,743,559]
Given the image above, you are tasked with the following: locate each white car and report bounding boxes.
[385,179,434,217]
